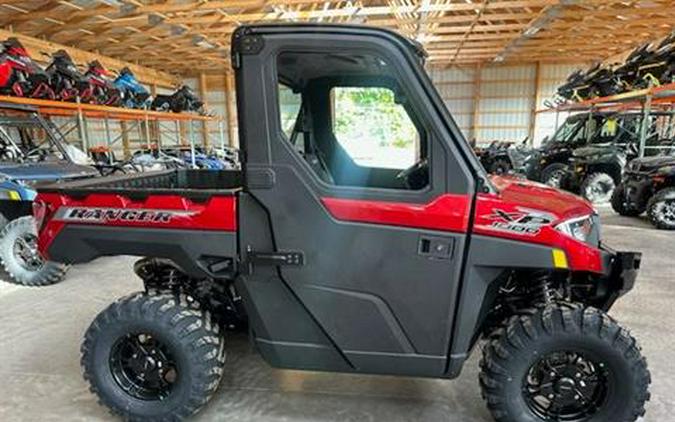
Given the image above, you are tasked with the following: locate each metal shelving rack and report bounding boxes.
[0,95,226,166]
[537,82,675,157]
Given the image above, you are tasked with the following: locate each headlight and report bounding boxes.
[556,214,598,244]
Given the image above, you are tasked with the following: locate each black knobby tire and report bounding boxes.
[0,216,69,286]
[489,158,513,175]
[480,303,650,422]
[611,183,642,216]
[541,163,568,188]
[81,292,226,421]
[581,172,616,204]
[646,187,675,230]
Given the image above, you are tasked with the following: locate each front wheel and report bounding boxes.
[82,292,226,421]
[480,303,650,422]
[647,187,675,230]
[581,172,616,204]
[611,183,643,216]
[0,216,69,286]
[541,163,568,188]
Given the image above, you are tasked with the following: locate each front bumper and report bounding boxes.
[597,246,642,310]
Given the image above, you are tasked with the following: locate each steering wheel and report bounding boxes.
[396,158,429,189]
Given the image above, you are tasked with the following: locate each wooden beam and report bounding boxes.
[471,65,482,143]
[528,62,541,142]
[0,28,179,88]
[199,73,210,148]
[224,72,237,147]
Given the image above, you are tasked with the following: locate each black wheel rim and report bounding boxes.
[13,233,44,271]
[523,351,609,421]
[109,333,178,401]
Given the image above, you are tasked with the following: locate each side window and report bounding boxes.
[278,84,302,138]
[332,86,420,170]
[276,50,429,191]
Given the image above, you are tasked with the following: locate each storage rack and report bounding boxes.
[537,82,675,157]
[0,95,228,167]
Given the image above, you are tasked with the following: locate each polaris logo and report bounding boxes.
[55,207,196,224]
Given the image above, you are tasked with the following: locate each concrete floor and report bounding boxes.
[0,208,672,421]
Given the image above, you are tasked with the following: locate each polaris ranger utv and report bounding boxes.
[33,25,649,422]
[612,153,675,229]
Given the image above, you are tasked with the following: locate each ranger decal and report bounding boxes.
[54,207,196,224]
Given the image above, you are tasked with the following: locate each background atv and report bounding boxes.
[475,137,530,175]
[612,154,675,229]
[520,113,628,187]
[560,112,668,203]
[0,107,99,285]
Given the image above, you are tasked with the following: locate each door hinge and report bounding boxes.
[246,246,305,270]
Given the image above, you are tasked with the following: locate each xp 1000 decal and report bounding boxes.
[486,208,554,235]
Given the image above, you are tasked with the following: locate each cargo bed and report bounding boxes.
[38,169,242,201]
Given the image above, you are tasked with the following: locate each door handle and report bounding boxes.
[418,236,454,259]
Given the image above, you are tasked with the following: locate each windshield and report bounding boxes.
[0,117,70,164]
[545,117,589,146]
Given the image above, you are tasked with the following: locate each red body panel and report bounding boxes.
[36,192,237,259]
[35,175,603,274]
[321,194,471,233]
[320,175,602,273]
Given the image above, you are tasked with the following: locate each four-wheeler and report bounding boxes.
[522,111,649,188]
[475,137,530,175]
[612,153,675,229]
[0,106,99,285]
[559,112,669,204]
[0,38,54,99]
[151,85,204,113]
[32,25,650,422]
[114,67,151,109]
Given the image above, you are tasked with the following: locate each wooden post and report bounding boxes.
[471,64,482,145]
[528,61,541,144]
[120,120,131,159]
[224,72,237,147]
[199,73,209,148]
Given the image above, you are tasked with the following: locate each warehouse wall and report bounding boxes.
[429,62,587,147]
[51,62,585,158]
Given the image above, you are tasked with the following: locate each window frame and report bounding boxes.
[273,47,436,195]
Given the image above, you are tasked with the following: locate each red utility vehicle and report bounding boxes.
[33,25,649,422]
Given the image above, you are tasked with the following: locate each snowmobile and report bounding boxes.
[151,85,204,113]
[44,50,91,102]
[114,67,151,109]
[0,38,53,99]
[82,60,121,106]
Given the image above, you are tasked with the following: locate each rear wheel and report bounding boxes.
[581,172,616,204]
[0,216,68,286]
[82,292,225,421]
[541,163,568,188]
[647,187,675,230]
[480,303,650,422]
[611,183,642,216]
